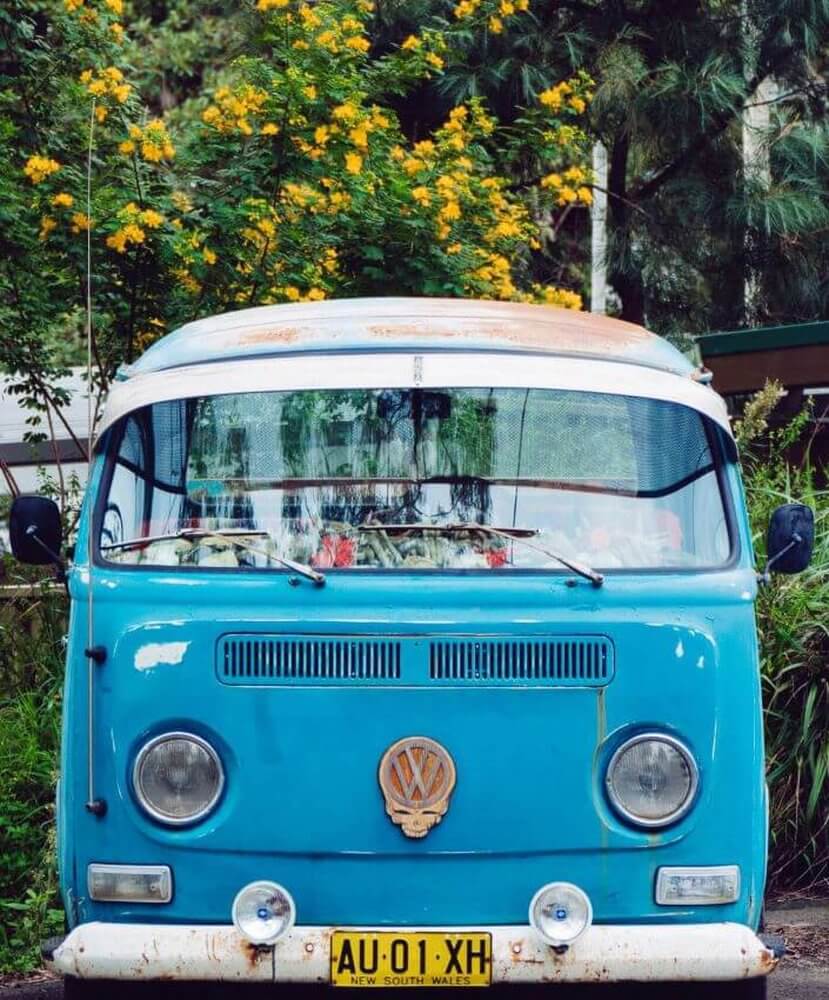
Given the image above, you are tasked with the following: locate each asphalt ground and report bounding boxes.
[2,905,826,999]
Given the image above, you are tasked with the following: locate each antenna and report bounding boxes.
[84,97,106,817]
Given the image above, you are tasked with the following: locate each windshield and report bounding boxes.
[99,387,731,571]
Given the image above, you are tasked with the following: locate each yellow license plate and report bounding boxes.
[330,931,492,987]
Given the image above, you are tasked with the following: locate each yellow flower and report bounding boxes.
[446,243,462,254]
[569,96,586,113]
[111,22,125,41]
[540,172,562,189]
[88,79,107,97]
[390,145,405,161]
[112,83,131,104]
[261,122,280,135]
[39,216,57,240]
[349,125,369,149]
[345,36,370,53]
[401,35,421,50]
[142,142,163,162]
[95,106,108,123]
[577,186,593,205]
[70,212,91,233]
[316,30,339,50]
[345,152,363,174]
[440,200,461,222]
[303,85,317,100]
[284,286,301,301]
[79,70,93,84]
[539,88,562,110]
[128,124,143,139]
[307,287,326,300]
[52,192,74,208]
[257,0,290,8]
[426,52,444,70]
[489,16,503,32]
[332,102,358,121]
[106,222,145,253]
[314,125,331,145]
[403,157,425,175]
[499,0,515,12]
[23,155,61,184]
[203,247,217,265]
[411,186,431,206]
[105,0,122,13]
[535,285,582,309]
[139,209,164,228]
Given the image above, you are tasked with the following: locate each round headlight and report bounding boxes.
[133,732,224,825]
[529,882,592,947]
[606,733,698,827]
[232,881,296,945]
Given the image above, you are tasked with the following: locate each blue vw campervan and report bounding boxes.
[10,299,814,996]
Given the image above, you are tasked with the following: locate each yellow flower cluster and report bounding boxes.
[540,166,593,206]
[71,213,91,233]
[532,284,583,309]
[39,216,57,241]
[471,250,517,299]
[106,204,165,253]
[23,155,61,184]
[120,121,175,162]
[454,0,528,23]
[202,85,270,135]
[80,67,131,120]
[52,192,74,208]
[539,79,589,115]
[256,0,290,8]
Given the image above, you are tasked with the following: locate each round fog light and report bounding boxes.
[529,882,592,947]
[232,881,295,945]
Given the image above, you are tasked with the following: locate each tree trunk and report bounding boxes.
[607,130,646,326]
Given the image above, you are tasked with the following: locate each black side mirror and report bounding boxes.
[9,495,63,566]
[764,503,814,577]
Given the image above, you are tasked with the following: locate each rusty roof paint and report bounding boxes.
[123,298,694,379]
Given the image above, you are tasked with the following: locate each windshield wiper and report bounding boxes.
[359,522,604,587]
[101,529,325,585]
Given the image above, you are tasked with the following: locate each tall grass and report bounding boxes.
[739,394,829,890]
[0,569,65,972]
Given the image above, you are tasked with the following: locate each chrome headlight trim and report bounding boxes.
[605,731,699,829]
[133,731,225,826]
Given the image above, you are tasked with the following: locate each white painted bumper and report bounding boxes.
[45,922,778,983]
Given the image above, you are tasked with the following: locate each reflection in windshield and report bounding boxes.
[100,387,730,571]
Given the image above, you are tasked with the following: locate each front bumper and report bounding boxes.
[45,922,778,983]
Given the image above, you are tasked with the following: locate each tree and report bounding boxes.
[0,0,594,433]
[400,1,829,334]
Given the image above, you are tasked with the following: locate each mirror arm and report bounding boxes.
[759,532,802,585]
[24,524,67,584]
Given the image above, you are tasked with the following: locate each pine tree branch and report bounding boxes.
[633,50,798,202]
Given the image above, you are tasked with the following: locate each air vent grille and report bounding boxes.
[217,635,613,686]
[219,636,401,684]
[429,638,612,685]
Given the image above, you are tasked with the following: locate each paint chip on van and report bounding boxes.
[135,642,189,671]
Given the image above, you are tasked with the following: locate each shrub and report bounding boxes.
[0,572,66,972]
[740,390,829,890]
